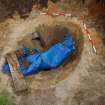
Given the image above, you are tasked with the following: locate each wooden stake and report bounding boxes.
[6,53,28,93]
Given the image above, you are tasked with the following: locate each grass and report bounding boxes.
[0,88,15,105]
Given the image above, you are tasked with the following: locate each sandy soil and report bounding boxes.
[0,1,105,105]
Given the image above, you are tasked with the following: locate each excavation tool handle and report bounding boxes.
[6,53,28,93]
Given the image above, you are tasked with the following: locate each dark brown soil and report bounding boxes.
[0,2,11,22]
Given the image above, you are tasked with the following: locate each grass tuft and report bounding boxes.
[0,88,15,105]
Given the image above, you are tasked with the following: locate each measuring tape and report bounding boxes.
[40,11,72,17]
[83,22,97,53]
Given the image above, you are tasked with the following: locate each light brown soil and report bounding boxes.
[0,1,105,105]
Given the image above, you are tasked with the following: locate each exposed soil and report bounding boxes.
[0,1,105,105]
[21,21,84,90]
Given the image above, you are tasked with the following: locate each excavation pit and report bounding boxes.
[20,20,84,90]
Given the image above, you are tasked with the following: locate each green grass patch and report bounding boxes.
[0,88,15,105]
